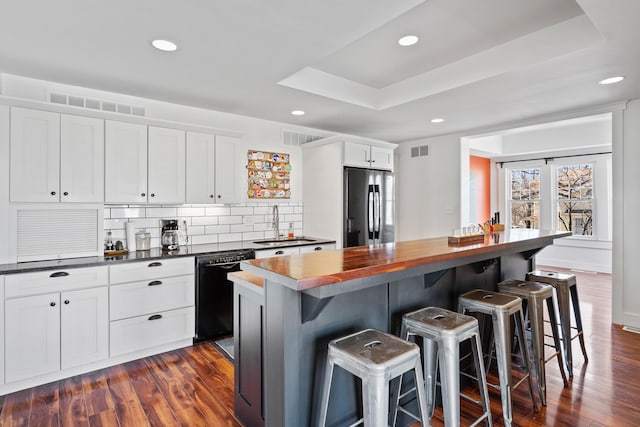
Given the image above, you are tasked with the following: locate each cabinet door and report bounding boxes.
[343,141,371,168]
[186,131,216,203]
[5,293,61,383]
[254,247,299,258]
[60,115,105,202]
[148,126,186,204]
[60,287,109,369]
[10,107,60,202]
[215,135,238,203]
[105,121,148,203]
[370,146,394,171]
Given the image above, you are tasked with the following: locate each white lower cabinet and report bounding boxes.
[5,292,61,383]
[110,307,194,357]
[255,243,335,258]
[4,286,108,383]
[108,256,195,357]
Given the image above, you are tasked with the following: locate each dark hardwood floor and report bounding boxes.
[1,267,639,426]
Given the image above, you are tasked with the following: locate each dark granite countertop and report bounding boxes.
[0,237,335,275]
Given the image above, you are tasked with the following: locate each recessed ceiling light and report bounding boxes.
[598,76,624,85]
[430,118,445,123]
[398,35,419,47]
[152,39,177,52]
[291,110,305,116]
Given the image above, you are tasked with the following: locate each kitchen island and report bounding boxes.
[236,229,571,427]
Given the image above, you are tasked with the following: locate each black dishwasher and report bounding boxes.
[194,249,255,342]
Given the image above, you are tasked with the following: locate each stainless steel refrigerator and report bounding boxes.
[343,167,395,247]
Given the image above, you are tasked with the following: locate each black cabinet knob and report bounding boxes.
[63,191,69,196]
[64,300,70,305]
[50,191,56,196]
[150,193,155,197]
[141,193,146,197]
[210,194,214,198]
[50,302,56,307]
[217,195,221,198]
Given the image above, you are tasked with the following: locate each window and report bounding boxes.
[556,163,593,236]
[509,168,540,229]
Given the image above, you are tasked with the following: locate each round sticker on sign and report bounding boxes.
[285,164,292,172]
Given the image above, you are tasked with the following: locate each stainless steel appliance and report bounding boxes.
[194,249,256,342]
[343,167,395,247]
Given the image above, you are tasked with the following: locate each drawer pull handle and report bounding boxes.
[148,280,163,286]
[314,247,323,251]
[148,262,163,267]
[275,250,284,255]
[148,314,163,321]
[50,271,69,278]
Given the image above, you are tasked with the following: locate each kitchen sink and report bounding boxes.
[253,238,317,246]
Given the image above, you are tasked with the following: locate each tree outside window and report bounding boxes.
[510,168,540,229]
[557,163,593,236]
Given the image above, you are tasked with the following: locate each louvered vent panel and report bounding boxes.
[48,93,146,116]
[282,129,323,146]
[411,145,430,158]
[17,209,99,261]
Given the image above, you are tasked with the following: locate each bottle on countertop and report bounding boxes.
[288,222,294,239]
[105,231,114,251]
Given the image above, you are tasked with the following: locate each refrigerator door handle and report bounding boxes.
[368,184,375,239]
[374,184,381,239]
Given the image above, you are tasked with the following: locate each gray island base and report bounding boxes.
[234,230,570,426]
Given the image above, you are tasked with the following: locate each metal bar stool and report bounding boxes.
[458,290,538,427]
[526,270,588,377]
[318,328,429,427]
[498,280,568,405]
[394,307,492,427]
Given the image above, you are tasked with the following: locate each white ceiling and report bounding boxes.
[1,0,639,143]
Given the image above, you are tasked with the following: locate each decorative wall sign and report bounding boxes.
[247,150,291,199]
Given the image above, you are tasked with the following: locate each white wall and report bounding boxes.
[0,106,9,264]
[614,99,640,328]
[396,134,461,241]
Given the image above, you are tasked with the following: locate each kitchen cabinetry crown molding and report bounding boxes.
[0,95,243,138]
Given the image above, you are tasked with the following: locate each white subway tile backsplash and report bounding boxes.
[230,224,254,233]
[191,234,219,245]
[177,207,206,217]
[145,207,177,218]
[104,202,303,249]
[218,233,242,243]
[242,231,265,240]
[104,219,127,230]
[205,206,230,216]
[230,206,253,216]
[205,224,230,234]
[191,216,219,226]
[219,216,242,225]
[111,208,146,218]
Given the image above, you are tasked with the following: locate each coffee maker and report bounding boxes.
[161,219,179,251]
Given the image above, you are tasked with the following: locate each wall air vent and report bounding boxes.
[282,129,324,146]
[411,144,429,158]
[48,92,146,117]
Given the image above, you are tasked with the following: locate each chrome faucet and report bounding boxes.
[272,204,280,239]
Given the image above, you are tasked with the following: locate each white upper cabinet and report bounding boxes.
[10,108,105,203]
[105,121,148,204]
[60,115,104,202]
[148,126,185,204]
[343,141,394,171]
[10,108,60,202]
[215,135,238,204]
[187,132,238,204]
[186,131,216,203]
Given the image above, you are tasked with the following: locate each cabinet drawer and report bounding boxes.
[299,243,335,253]
[110,307,194,356]
[109,257,194,284]
[254,247,299,259]
[5,266,108,298]
[110,274,194,320]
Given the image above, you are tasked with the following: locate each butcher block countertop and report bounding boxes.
[241,229,571,294]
